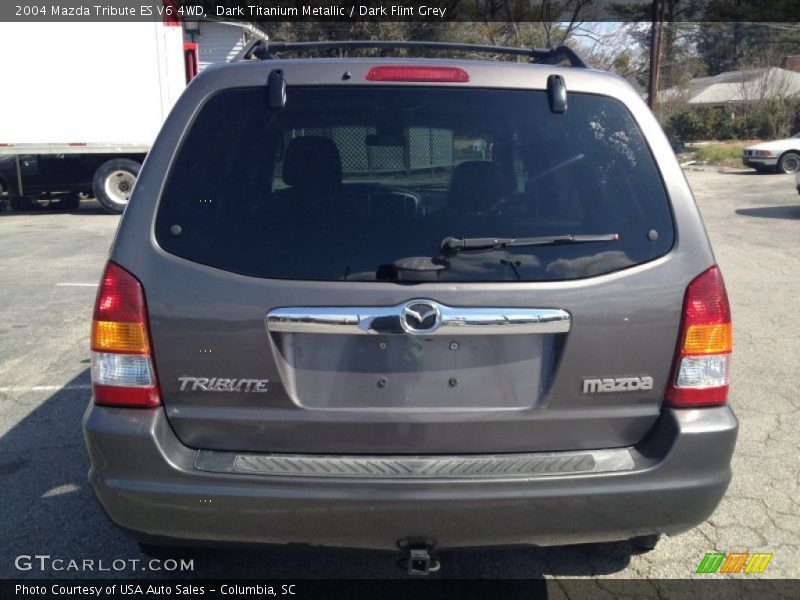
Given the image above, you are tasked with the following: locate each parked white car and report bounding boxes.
[742,133,800,173]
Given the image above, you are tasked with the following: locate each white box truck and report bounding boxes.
[0,21,187,213]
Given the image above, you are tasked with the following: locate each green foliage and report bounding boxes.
[666,108,705,143]
[694,142,751,165]
[751,99,800,140]
[666,100,800,145]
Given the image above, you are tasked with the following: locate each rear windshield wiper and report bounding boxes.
[441,233,619,255]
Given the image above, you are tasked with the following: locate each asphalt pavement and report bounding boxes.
[0,169,798,589]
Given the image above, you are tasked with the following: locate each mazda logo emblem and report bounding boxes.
[400,300,442,334]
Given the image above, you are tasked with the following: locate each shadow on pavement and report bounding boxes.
[735,205,800,220]
[0,370,633,582]
[727,169,776,175]
[0,199,111,217]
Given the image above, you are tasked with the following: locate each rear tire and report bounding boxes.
[93,158,141,214]
[778,151,800,174]
[629,534,661,554]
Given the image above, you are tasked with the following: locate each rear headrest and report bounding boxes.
[447,160,506,213]
[282,136,342,188]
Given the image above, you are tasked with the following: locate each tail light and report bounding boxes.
[665,266,732,407]
[90,262,160,407]
[366,65,470,83]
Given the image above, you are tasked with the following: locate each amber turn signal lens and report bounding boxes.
[682,323,733,355]
[91,320,149,353]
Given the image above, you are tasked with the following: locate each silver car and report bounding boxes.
[83,41,737,573]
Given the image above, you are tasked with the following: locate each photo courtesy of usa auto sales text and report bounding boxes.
[16,584,298,596]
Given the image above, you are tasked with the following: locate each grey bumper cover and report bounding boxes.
[743,157,778,168]
[83,404,737,549]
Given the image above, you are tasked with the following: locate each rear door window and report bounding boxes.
[156,86,674,281]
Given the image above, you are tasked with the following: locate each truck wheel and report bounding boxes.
[778,152,800,174]
[93,159,141,214]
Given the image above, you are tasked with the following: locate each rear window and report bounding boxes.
[156,85,673,281]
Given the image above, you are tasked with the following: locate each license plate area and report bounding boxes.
[272,334,552,410]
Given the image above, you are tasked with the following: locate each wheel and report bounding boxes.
[629,534,661,554]
[777,151,800,174]
[10,195,36,211]
[92,158,141,214]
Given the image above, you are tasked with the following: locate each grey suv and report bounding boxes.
[83,41,737,569]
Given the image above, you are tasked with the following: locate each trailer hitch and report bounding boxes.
[398,538,440,576]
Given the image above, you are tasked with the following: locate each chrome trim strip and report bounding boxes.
[267,302,570,335]
[195,448,634,479]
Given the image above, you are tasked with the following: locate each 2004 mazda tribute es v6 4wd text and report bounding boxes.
[82,40,737,573]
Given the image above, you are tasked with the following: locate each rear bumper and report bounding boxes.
[83,404,737,549]
[743,156,778,169]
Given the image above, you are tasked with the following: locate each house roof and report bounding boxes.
[659,67,800,105]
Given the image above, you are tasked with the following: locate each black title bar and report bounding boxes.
[2,0,800,23]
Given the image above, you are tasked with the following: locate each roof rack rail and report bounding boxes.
[232,39,587,68]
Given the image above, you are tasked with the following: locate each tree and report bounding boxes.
[696,23,761,75]
[259,0,596,61]
[570,23,644,77]
[607,0,704,106]
[695,22,800,75]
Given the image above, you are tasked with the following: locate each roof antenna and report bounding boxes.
[547,74,567,114]
[268,69,287,109]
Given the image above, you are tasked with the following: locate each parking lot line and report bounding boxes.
[0,385,92,392]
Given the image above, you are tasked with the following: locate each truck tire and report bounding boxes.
[93,159,141,214]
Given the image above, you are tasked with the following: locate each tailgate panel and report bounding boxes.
[144,256,685,454]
